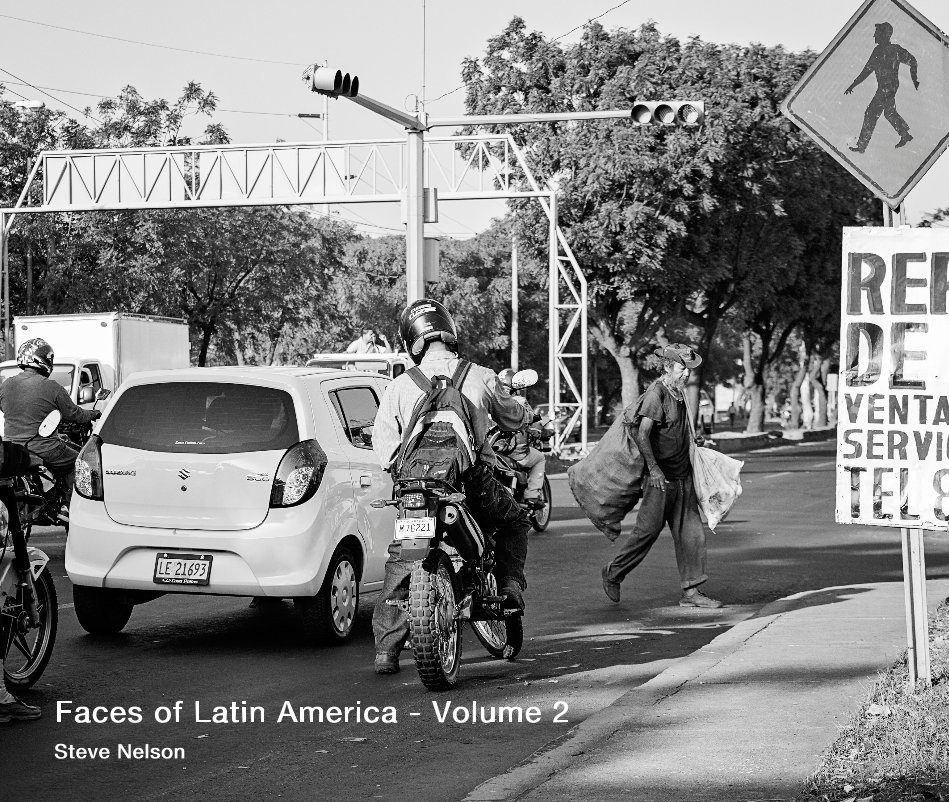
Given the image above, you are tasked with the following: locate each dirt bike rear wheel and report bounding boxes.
[410,552,462,690]
[529,476,552,532]
[470,574,523,660]
[3,565,58,690]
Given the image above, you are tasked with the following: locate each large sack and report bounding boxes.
[691,446,743,531]
[567,405,646,541]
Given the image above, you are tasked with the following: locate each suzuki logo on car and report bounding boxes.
[178,469,191,480]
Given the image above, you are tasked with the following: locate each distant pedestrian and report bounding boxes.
[845,21,919,153]
[601,344,723,609]
[727,403,736,427]
[346,329,391,354]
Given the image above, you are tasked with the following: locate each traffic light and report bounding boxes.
[305,66,359,99]
[630,101,704,127]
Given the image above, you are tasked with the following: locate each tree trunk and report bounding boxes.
[617,357,640,409]
[232,328,245,366]
[742,332,766,433]
[809,353,829,427]
[197,322,215,367]
[788,344,807,430]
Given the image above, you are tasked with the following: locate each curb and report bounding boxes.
[462,590,840,802]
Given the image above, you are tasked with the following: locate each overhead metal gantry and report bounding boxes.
[1,133,588,452]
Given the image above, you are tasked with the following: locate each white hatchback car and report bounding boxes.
[65,367,396,644]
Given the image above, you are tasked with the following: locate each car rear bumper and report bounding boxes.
[65,493,357,598]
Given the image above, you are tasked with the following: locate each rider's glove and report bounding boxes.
[0,441,32,477]
[91,410,103,421]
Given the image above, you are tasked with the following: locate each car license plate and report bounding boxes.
[153,552,213,586]
[394,517,436,540]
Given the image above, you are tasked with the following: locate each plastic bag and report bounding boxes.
[691,446,743,531]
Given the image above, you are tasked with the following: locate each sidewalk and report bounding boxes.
[465,579,949,802]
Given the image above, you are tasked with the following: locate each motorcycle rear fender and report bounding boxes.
[0,546,49,597]
[393,537,435,561]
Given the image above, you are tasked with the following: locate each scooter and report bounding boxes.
[0,411,61,689]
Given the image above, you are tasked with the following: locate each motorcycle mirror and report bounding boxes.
[37,410,62,438]
[511,369,538,390]
[95,388,111,401]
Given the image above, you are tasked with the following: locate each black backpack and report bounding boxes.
[393,360,478,486]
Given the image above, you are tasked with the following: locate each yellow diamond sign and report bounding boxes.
[782,0,949,208]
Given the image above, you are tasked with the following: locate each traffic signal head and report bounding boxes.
[305,66,359,98]
[630,101,704,127]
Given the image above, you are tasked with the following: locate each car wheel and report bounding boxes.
[295,546,359,645]
[73,585,133,635]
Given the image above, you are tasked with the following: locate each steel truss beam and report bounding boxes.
[3,134,588,452]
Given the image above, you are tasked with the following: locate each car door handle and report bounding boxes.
[360,474,372,487]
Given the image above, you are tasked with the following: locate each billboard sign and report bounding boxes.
[837,227,949,528]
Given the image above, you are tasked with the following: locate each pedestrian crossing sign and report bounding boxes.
[782,0,949,208]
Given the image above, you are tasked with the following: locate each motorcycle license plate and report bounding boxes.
[394,517,435,540]
[153,552,213,586]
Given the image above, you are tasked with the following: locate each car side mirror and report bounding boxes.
[360,425,374,447]
[78,386,95,404]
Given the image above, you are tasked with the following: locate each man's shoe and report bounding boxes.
[500,580,525,612]
[374,654,400,675]
[0,697,42,723]
[848,144,867,154]
[896,134,914,148]
[601,566,621,603]
[679,589,723,608]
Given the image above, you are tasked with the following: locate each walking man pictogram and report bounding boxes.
[845,21,919,153]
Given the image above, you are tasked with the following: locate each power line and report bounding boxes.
[0,66,99,122]
[0,12,307,67]
[427,0,635,105]
[1,79,323,120]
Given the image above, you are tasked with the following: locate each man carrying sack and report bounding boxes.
[569,343,722,608]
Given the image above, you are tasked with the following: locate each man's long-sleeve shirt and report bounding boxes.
[372,351,532,470]
[0,369,97,446]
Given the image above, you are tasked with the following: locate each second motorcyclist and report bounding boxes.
[496,368,547,508]
[0,338,101,507]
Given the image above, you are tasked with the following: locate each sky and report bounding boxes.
[1,0,948,235]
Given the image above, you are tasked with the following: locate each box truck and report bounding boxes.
[0,312,190,417]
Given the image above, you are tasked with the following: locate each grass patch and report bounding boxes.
[795,598,949,801]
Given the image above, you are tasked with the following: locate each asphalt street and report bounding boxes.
[4,440,948,801]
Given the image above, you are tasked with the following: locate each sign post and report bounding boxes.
[837,227,949,689]
[784,0,949,691]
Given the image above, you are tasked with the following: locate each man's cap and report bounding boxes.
[875,21,893,36]
[654,343,702,369]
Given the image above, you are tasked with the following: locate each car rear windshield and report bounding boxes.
[99,382,299,454]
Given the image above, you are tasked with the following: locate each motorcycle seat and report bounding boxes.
[28,455,43,468]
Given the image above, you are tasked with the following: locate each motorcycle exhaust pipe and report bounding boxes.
[438,504,486,562]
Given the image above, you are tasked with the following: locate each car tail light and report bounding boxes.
[75,435,104,500]
[270,440,327,508]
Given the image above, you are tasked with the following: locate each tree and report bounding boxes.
[459,19,875,419]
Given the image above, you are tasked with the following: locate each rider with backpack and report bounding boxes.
[370,298,534,675]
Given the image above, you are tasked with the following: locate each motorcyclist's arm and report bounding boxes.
[54,385,98,425]
[371,382,404,471]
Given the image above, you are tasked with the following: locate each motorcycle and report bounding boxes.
[490,370,555,532]
[1,411,60,690]
[372,478,524,691]
[18,388,110,535]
